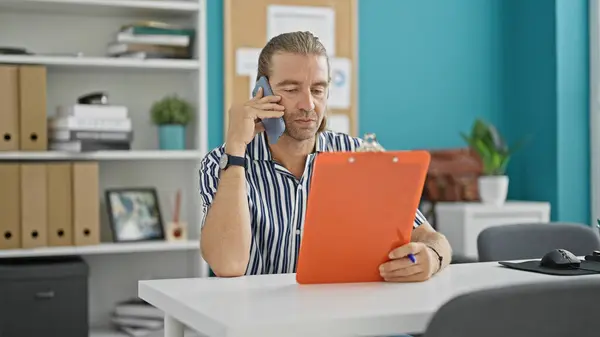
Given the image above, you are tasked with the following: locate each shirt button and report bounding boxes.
[295,229,301,235]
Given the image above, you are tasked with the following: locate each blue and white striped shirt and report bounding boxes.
[199,130,427,275]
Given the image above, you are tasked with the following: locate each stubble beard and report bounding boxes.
[283,113,320,141]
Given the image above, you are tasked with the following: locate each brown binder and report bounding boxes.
[0,66,20,151]
[72,162,100,246]
[47,163,73,247]
[0,164,21,249]
[20,163,48,248]
[18,66,48,151]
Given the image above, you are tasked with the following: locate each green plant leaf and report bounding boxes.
[492,152,500,169]
[486,124,505,150]
[499,156,510,175]
[150,94,194,125]
[459,118,529,176]
[460,132,472,145]
[474,139,491,158]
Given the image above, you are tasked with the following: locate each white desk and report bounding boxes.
[138,261,600,337]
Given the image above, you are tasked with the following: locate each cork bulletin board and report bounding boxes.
[223,0,359,139]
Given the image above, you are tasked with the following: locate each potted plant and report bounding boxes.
[150,95,194,150]
[460,119,523,205]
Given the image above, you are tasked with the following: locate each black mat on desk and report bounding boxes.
[499,260,600,276]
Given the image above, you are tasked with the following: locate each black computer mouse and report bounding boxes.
[540,249,581,269]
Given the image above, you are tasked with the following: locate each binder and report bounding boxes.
[18,65,48,151]
[72,162,100,246]
[20,163,48,248]
[295,137,431,284]
[0,66,19,151]
[0,164,21,249]
[47,163,73,247]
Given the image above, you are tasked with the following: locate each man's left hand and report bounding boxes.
[379,242,439,282]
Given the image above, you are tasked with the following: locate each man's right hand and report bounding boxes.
[225,87,285,155]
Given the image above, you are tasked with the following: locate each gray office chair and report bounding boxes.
[477,222,600,262]
[450,254,478,264]
[423,277,600,337]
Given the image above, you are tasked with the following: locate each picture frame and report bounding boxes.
[105,188,166,242]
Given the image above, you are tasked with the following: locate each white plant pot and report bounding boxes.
[478,175,509,205]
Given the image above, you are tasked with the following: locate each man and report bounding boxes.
[199,31,452,280]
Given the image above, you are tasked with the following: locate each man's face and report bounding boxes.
[268,52,329,141]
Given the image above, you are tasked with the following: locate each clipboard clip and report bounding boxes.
[356,133,385,152]
[352,133,399,164]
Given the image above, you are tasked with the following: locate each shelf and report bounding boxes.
[90,328,128,337]
[0,240,199,259]
[0,150,204,161]
[0,0,199,17]
[0,55,199,71]
[90,327,201,337]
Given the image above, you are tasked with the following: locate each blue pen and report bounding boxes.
[408,253,416,263]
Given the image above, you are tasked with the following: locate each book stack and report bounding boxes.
[107,21,195,60]
[48,104,133,152]
[111,299,164,337]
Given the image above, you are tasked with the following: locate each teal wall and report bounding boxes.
[206,0,224,148]
[503,0,590,223]
[502,0,559,216]
[555,0,590,224]
[359,0,504,149]
[206,0,591,224]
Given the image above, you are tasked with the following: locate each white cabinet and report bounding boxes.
[434,201,551,260]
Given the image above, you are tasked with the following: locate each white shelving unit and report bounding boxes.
[0,0,209,335]
[0,149,203,160]
[0,0,200,16]
[0,54,200,70]
[0,239,200,258]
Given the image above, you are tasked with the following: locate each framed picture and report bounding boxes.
[105,188,165,242]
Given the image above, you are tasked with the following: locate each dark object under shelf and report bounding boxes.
[77,91,109,105]
[0,256,89,337]
[0,47,30,55]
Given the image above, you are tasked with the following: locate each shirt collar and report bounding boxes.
[246,132,330,161]
[246,132,272,161]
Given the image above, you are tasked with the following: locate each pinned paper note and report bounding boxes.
[328,57,351,109]
[267,5,336,56]
[236,48,261,76]
[327,114,350,134]
[249,70,258,99]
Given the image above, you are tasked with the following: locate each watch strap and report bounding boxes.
[226,154,245,169]
[427,245,443,273]
[228,155,245,167]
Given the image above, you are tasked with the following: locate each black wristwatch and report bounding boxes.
[219,153,245,170]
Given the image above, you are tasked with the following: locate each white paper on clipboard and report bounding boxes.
[266,5,336,56]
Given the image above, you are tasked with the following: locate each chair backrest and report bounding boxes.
[423,277,600,337]
[477,222,600,262]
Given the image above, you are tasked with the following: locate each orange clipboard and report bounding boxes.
[296,150,431,284]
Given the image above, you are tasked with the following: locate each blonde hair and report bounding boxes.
[257,31,329,132]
